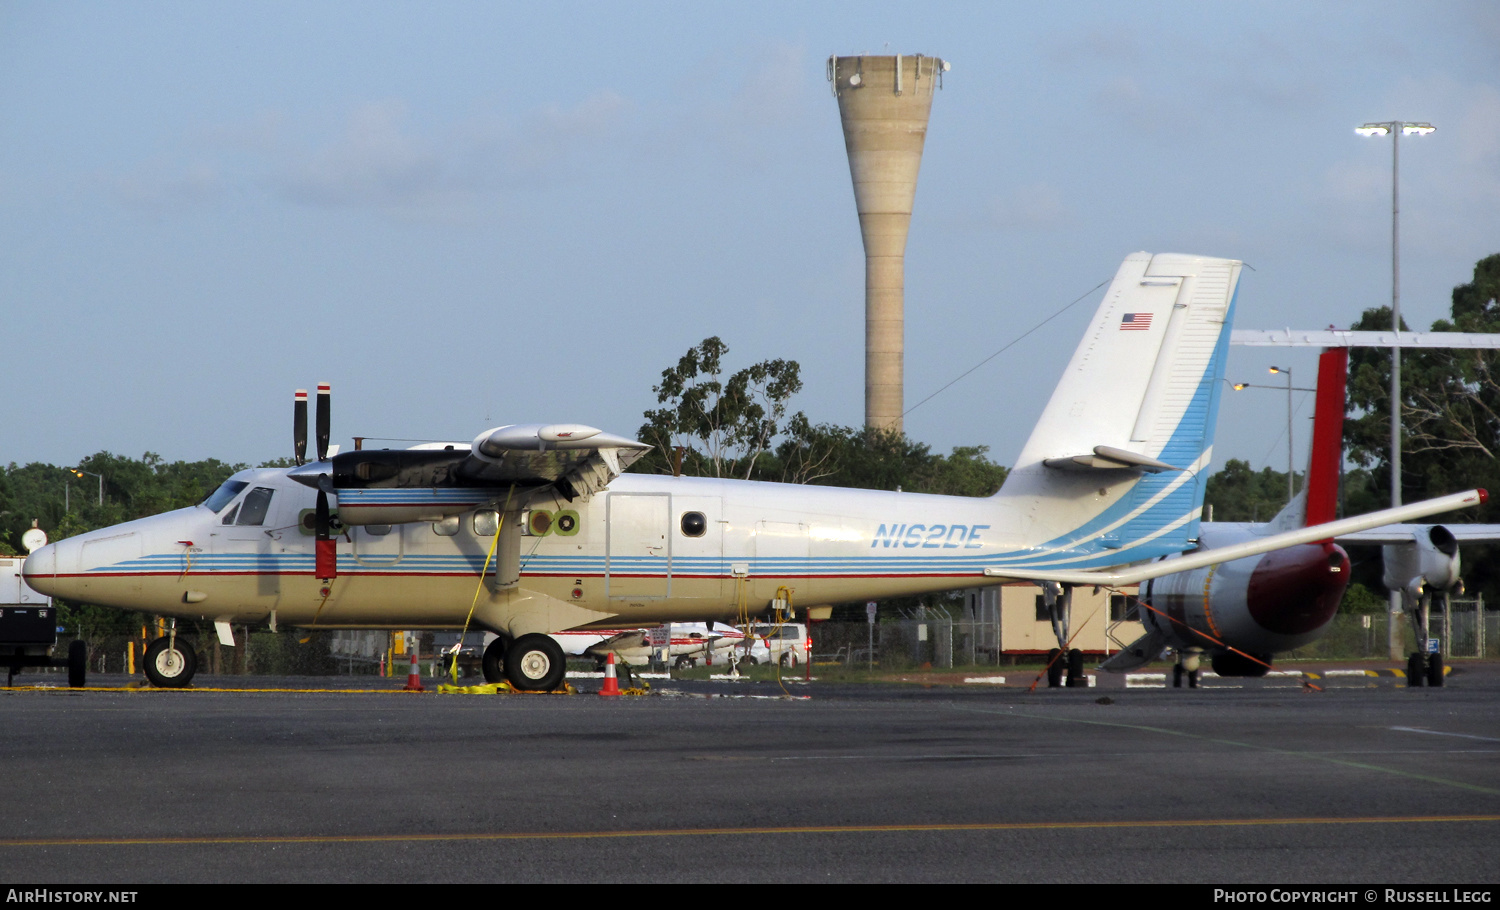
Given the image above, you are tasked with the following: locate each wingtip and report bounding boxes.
[1480,489,1489,505]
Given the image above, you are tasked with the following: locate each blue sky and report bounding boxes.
[3,1,1498,480]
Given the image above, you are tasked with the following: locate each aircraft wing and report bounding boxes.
[1332,524,1500,546]
[984,489,1487,587]
[464,424,651,500]
[290,422,651,515]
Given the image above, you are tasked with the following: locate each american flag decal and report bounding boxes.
[1120,313,1153,331]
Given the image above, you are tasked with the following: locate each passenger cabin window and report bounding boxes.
[432,515,460,537]
[680,511,707,537]
[473,510,499,537]
[235,487,275,526]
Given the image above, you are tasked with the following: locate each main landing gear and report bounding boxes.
[1037,583,1088,688]
[482,633,567,691]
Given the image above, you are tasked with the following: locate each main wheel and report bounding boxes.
[67,639,87,689]
[1065,648,1086,687]
[1407,652,1426,687]
[482,636,509,683]
[504,634,566,691]
[143,636,197,688]
[1046,648,1065,688]
[1426,652,1445,687]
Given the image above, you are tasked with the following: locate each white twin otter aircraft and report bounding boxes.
[22,253,1485,690]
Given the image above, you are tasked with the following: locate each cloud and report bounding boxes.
[272,100,465,214]
[987,182,1071,231]
[109,160,224,213]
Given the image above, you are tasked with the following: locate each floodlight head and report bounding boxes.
[1403,123,1435,136]
[1269,366,1287,375]
[1233,383,1248,391]
[1356,124,1390,137]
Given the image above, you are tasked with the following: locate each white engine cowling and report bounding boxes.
[1382,525,1461,597]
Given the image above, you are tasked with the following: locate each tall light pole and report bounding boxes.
[1355,121,1433,509]
[1268,366,1296,500]
[70,468,103,506]
[1232,374,1315,501]
[1357,119,1434,660]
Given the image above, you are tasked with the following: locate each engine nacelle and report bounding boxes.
[1142,532,1351,656]
[1382,525,1461,599]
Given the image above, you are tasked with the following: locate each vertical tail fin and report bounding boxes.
[1261,346,1347,533]
[1304,347,1348,527]
[992,252,1242,569]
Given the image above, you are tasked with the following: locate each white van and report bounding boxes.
[734,623,808,668]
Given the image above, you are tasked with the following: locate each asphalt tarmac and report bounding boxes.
[2,665,1498,883]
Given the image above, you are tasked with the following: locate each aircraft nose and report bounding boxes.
[21,541,62,598]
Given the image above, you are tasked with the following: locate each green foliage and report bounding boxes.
[631,338,1008,497]
[1339,582,1387,615]
[636,337,805,480]
[1344,252,1500,603]
[1202,458,1294,522]
[1,452,245,554]
[3,452,246,651]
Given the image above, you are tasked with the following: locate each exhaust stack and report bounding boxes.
[829,54,947,432]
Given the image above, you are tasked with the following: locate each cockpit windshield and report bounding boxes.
[202,480,249,513]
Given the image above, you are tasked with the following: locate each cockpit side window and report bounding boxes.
[203,480,249,513]
[221,504,240,525]
[235,487,275,526]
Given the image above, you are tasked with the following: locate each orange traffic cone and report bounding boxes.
[600,652,622,697]
[403,650,424,692]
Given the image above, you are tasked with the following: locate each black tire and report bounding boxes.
[1046,648,1064,688]
[67,639,87,689]
[1187,669,1199,689]
[1407,652,1426,687]
[482,636,509,684]
[1065,648,1086,687]
[505,633,566,691]
[143,636,197,688]
[1427,652,1445,687]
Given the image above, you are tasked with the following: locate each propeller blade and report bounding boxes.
[293,389,308,466]
[315,487,337,580]
[316,381,331,463]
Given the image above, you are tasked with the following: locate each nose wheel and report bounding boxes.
[1172,650,1201,689]
[144,635,198,688]
[1406,651,1445,687]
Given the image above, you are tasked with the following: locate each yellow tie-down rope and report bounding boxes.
[449,486,514,684]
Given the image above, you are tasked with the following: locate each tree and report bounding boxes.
[1344,251,1500,602]
[636,337,806,479]
[1202,459,1294,522]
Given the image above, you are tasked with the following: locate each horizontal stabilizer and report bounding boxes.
[984,489,1488,587]
[1043,445,1181,473]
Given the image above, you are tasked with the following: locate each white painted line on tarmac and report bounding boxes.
[1391,726,1500,743]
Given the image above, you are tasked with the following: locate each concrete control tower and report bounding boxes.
[829,54,947,433]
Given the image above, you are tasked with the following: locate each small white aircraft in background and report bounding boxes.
[23,252,1485,691]
[577,622,745,669]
